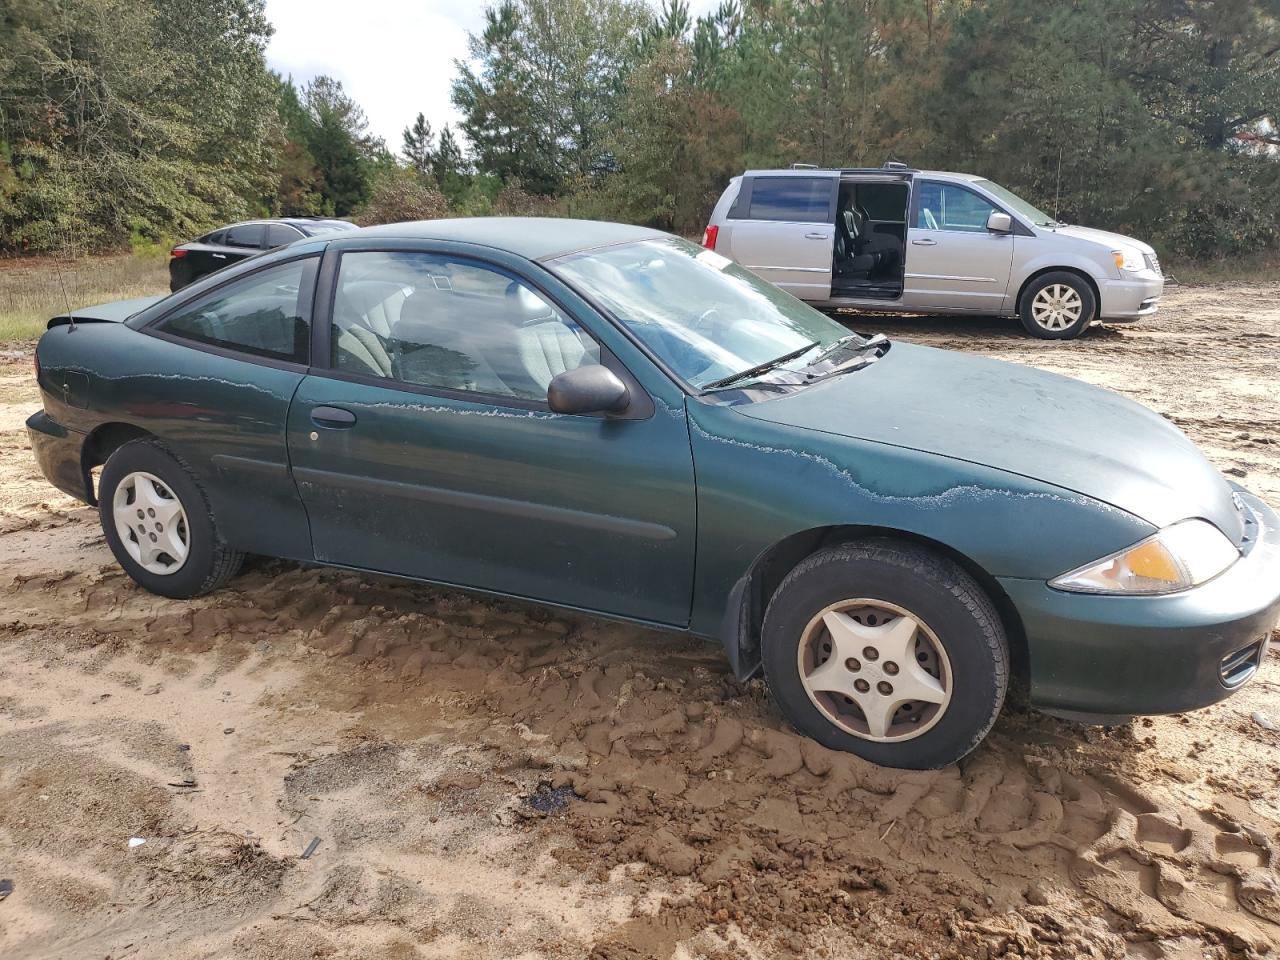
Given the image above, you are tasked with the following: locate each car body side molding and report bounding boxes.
[291,466,679,542]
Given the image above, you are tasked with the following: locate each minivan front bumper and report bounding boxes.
[999,487,1280,717]
[1098,271,1163,321]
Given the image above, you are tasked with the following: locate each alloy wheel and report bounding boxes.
[112,471,190,575]
[797,598,952,742]
[1030,284,1084,332]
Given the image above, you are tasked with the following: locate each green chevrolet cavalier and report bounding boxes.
[27,219,1280,768]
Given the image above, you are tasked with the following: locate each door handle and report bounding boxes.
[311,405,357,428]
[212,253,227,259]
[911,239,937,246]
[804,232,830,240]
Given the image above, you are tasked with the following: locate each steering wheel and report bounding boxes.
[922,208,939,230]
[691,306,721,335]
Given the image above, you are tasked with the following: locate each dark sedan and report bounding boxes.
[168,217,354,291]
[27,218,1280,769]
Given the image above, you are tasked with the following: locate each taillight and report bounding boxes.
[702,225,719,250]
[170,248,187,258]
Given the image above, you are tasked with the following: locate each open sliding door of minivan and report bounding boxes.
[718,172,838,300]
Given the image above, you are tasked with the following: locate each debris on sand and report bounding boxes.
[0,878,12,902]
[1252,711,1278,732]
[301,836,321,859]
[522,783,579,814]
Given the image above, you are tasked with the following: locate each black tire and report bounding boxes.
[98,438,243,599]
[761,540,1008,769]
[1018,271,1096,339]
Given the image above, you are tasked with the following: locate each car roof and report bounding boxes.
[742,167,985,183]
[349,217,667,261]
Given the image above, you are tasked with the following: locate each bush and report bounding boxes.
[356,169,450,226]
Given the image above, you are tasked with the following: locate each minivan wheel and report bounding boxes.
[761,540,1008,769]
[99,439,243,599]
[1019,272,1096,339]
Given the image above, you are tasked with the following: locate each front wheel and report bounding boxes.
[761,541,1008,769]
[98,439,243,599]
[1019,272,1096,339]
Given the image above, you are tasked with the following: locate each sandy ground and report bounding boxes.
[1,285,1278,959]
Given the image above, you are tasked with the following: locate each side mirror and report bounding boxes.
[547,364,630,415]
[986,211,1013,233]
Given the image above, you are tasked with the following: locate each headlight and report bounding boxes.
[1112,247,1145,272]
[1050,519,1239,595]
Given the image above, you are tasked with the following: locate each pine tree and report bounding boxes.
[402,112,435,179]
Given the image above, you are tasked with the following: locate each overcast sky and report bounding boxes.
[264,0,724,155]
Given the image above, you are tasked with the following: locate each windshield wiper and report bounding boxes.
[702,340,820,391]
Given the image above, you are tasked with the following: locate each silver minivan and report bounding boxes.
[703,164,1164,339]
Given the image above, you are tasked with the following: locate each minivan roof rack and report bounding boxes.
[836,165,918,176]
[790,163,819,169]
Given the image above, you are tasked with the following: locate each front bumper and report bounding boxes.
[1098,271,1163,321]
[999,488,1280,716]
[27,410,92,503]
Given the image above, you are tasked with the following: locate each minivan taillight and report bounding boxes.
[170,248,187,258]
[702,225,719,250]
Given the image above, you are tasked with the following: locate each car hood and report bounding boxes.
[1047,224,1154,255]
[737,342,1244,542]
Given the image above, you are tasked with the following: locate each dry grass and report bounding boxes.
[1164,251,1280,285]
[0,253,170,343]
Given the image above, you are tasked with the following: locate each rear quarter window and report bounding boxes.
[745,177,831,223]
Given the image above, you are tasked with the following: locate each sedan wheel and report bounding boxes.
[99,438,243,599]
[798,599,951,742]
[762,540,1008,769]
[112,472,190,575]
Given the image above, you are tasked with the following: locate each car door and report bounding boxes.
[902,180,1015,312]
[285,243,698,626]
[720,173,838,300]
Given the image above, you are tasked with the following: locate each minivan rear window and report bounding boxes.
[745,177,831,223]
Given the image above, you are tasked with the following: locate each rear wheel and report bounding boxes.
[1019,272,1095,339]
[761,540,1008,769]
[99,439,242,599]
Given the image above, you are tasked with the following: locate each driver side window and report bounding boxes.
[331,251,599,403]
[915,182,998,233]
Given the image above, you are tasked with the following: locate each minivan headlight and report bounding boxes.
[1050,519,1239,595]
[1112,247,1145,272]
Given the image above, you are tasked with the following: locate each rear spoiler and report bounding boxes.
[48,294,166,329]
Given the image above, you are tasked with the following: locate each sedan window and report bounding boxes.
[266,224,304,248]
[331,251,599,402]
[156,258,315,363]
[224,223,265,248]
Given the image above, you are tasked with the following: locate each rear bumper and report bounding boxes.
[1098,272,1163,321]
[1000,488,1280,716]
[26,410,92,503]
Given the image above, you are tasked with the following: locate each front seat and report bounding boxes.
[509,282,600,394]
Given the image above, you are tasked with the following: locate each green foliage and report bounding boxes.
[451,0,650,194]
[358,166,450,226]
[3,0,1278,260]
[0,0,280,253]
[402,113,434,179]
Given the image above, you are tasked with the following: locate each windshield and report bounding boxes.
[551,237,856,390]
[973,179,1057,226]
